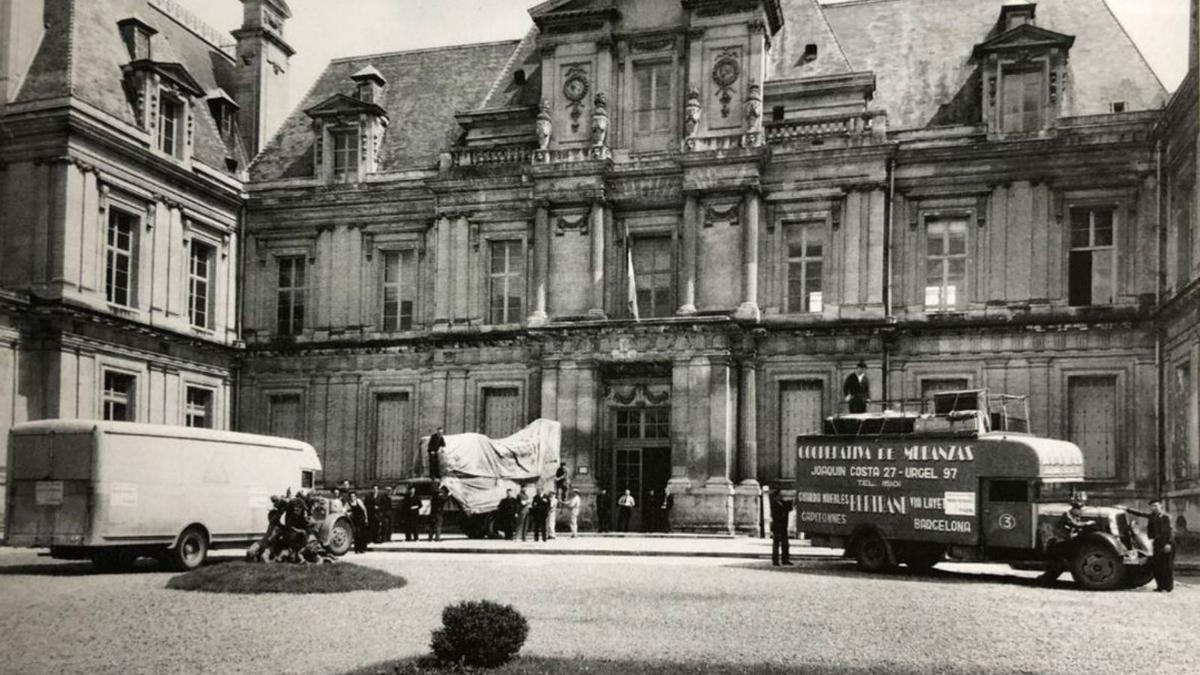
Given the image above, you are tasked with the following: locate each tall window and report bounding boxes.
[1068,207,1116,306]
[102,371,136,421]
[276,256,306,336]
[188,241,213,329]
[632,236,673,318]
[381,249,416,331]
[1001,69,1044,133]
[158,96,182,157]
[784,221,824,314]
[185,386,213,429]
[331,128,359,182]
[488,240,524,325]
[632,61,673,151]
[924,217,967,311]
[106,208,137,307]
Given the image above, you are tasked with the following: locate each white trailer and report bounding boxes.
[5,420,322,571]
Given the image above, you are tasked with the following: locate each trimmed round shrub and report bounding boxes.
[430,600,529,668]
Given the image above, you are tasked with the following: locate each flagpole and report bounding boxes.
[625,221,639,321]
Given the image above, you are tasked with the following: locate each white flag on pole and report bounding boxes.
[625,224,640,321]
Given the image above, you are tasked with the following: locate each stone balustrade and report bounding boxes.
[765,111,887,144]
[450,145,535,167]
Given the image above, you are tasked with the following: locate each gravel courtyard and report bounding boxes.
[0,548,1195,674]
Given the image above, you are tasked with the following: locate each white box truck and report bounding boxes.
[5,420,324,571]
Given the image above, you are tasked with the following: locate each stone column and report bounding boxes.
[707,356,734,485]
[738,357,759,486]
[736,190,761,320]
[678,193,698,315]
[529,203,549,325]
[434,215,451,325]
[588,199,606,317]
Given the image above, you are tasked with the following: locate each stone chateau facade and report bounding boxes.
[1,0,1198,534]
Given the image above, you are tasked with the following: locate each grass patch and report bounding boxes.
[344,656,970,675]
[166,561,406,595]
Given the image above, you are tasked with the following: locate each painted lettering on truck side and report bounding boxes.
[794,441,979,544]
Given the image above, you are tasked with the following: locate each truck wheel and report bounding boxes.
[1069,542,1125,591]
[91,549,137,572]
[167,528,208,572]
[326,518,353,557]
[855,533,894,573]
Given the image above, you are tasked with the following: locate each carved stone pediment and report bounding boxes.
[972,24,1075,61]
[304,93,388,122]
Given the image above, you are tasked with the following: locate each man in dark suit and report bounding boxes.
[530,487,551,542]
[595,488,611,533]
[369,485,392,543]
[427,427,446,480]
[401,486,421,542]
[842,361,871,414]
[770,486,795,566]
[496,489,520,540]
[1124,499,1175,592]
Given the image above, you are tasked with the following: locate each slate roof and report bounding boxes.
[13,0,247,175]
[251,40,520,180]
[811,0,1168,129]
[770,0,853,80]
[251,0,1168,180]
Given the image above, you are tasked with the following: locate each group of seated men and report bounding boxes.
[246,493,337,564]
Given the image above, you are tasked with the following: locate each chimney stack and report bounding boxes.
[232,0,294,158]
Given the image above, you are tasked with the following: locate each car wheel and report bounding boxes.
[1070,542,1125,591]
[326,518,353,556]
[855,532,893,573]
[167,528,208,572]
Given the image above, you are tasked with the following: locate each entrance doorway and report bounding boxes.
[611,406,671,532]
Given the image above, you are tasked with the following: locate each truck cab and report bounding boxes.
[794,389,1153,590]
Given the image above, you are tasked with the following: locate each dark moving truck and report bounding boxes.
[794,390,1153,590]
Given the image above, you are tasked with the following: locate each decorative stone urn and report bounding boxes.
[744,84,762,132]
[535,100,553,151]
[684,83,702,139]
[591,92,609,148]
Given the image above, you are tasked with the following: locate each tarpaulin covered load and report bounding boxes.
[431,419,561,515]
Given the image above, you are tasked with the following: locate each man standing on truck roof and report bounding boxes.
[842,361,871,414]
[428,427,445,480]
[770,486,795,566]
[1122,499,1175,592]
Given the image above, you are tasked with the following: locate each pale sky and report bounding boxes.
[179,0,1192,135]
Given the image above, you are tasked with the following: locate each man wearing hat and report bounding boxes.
[769,486,795,566]
[1122,499,1175,592]
[1039,498,1092,582]
[842,361,871,414]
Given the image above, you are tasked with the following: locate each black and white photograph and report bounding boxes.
[0,0,1198,673]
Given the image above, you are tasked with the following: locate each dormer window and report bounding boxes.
[158,94,183,157]
[973,5,1073,136]
[206,89,240,139]
[1001,67,1043,133]
[351,65,386,105]
[304,67,389,184]
[117,18,156,61]
[331,127,360,182]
